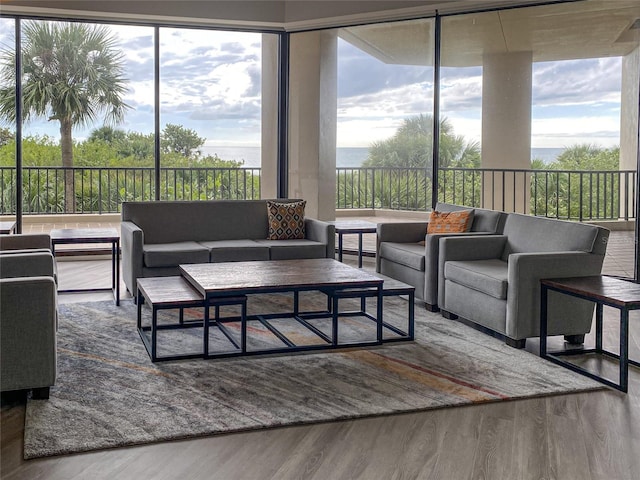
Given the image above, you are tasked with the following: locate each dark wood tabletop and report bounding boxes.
[137,276,204,306]
[50,228,119,243]
[180,258,383,296]
[541,276,640,309]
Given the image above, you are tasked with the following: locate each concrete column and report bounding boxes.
[288,30,337,221]
[481,51,533,213]
[260,34,279,199]
[620,45,640,220]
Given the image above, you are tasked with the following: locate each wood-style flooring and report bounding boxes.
[2,258,640,480]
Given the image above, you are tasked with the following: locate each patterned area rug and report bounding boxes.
[24,294,601,459]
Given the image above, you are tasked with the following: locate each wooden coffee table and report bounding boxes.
[180,258,384,357]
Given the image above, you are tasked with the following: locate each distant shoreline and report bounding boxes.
[201,146,566,168]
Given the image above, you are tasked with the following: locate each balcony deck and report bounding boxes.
[16,212,636,279]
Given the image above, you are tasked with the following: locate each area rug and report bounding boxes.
[24,294,602,459]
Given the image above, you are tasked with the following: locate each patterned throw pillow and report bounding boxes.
[267,200,306,240]
[427,209,474,234]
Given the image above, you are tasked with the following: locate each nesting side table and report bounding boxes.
[50,228,120,305]
[540,275,640,392]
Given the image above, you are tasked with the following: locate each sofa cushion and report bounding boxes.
[501,213,599,261]
[267,200,306,240]
[255,239,326,260]
[143,242,210,268]
[199,240,270,262]
[379,242,425,271]
[427,209,474,234]
[444,259,508,300]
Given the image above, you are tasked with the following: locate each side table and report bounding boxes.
[0,221,17,234]
[50,228,120,305]
[540,275,640,392]
[327,220,377,268]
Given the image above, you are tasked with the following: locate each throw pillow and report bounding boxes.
[427,209,474,234]
[267,200,306,240]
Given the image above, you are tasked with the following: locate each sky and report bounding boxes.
[0,17,625,151]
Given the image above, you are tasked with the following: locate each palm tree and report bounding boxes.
[363,114,480,169]
[0,20,129,212]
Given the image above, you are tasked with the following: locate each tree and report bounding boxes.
[363,114,480,169]
[0,127,14,147]
[161,124,205,158]
[0,20,129,212]
[88,126,127,145]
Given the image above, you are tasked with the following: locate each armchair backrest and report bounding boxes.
[434,203,506,234]
[501,213,609,261]
[0,234,51,251]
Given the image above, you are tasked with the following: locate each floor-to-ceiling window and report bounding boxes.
[439,0,640,278]
[0,19,155,215]
[335,18,435,211]
[0,16,275,221]
[0,17,16,220]
[159,27,263,201]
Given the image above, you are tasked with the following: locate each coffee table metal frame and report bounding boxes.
[136,276,247,362]
[540,276,640,393]
[180,259,385,358]
[50,228,120,305]
[303,276,415,342]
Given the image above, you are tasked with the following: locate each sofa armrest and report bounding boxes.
[437,235,507,306]
[121,220,145,295]
[0,234,51,251]
[304,218,335,259]
[506,251,605,339]
[0,276,57,392]
[0,251,55,279]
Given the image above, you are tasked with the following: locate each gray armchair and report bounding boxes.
[438,213,610,348]
[376,203,506,311]
[0,235,57,399]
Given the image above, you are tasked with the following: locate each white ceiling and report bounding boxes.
[339,0,640,66]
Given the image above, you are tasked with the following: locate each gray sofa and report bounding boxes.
[438,213,610,348]
[121,199,335,297]
[0,234,57,399]
[376,203,506,311]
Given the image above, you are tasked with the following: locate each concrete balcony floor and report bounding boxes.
[14,211,637,280]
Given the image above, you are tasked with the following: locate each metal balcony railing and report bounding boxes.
[0,165,636,221]
[337,166,637,221]
[0,166,261,214]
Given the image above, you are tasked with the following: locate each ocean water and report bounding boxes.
[202,146,565,168]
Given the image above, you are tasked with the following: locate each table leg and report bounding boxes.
[115,239,120,306]
[151,307,158,362]
[204,302,210,358]
[620,309,629,392]
[540,285,548,357]
[332,293,339,346]
[376,285,383,343]
[338,232,344,262]
[358,233,363,268]
[595,303,603,352]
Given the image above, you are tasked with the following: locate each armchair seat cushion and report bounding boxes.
[143,242,210,268]
[445,259,508,300]
[379,242,425,271]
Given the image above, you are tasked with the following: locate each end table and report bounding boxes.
[50,228,120,305]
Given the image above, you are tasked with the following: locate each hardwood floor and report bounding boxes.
[2,258,640,480]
